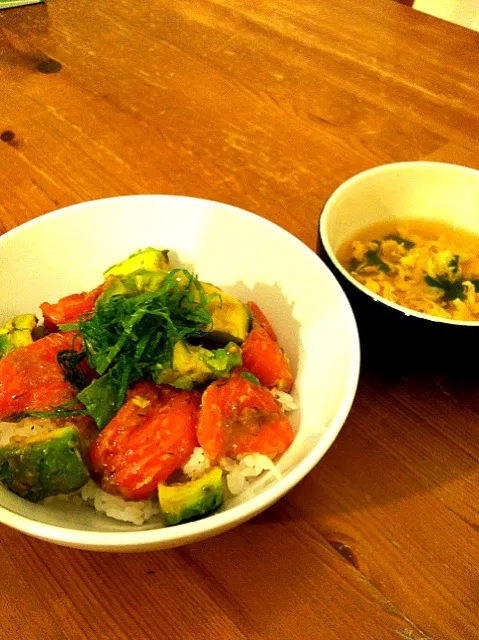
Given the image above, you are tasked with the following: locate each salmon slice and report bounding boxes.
[40,283,105,331]
[197,373,294,463]
[90,381,201,501]
[241,302,294,392]
[0,332,83,419]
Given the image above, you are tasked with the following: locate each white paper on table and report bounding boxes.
[414,0,479,32]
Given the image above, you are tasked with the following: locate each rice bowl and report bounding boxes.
[0,195,360,551]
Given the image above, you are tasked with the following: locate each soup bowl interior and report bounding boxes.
[0,195,360,551]
[321,161,479,293]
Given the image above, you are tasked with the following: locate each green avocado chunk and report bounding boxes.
[153,340,242,389]
[0,314,37,358]
[201,283,250,344]
[0,426,89,502]
[104,247,170,279]
[158,466,224,526]
[98,268,169,306]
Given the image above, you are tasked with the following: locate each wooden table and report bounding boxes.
[1,1,478,638]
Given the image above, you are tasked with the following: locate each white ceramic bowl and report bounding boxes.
[320,161,479,325]
[0,196,360,551]
[319,162,479,368]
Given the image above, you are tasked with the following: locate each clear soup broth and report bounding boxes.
[339,220,479,321]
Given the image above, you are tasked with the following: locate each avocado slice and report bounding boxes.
[154,340,242,389]
[0,426,89,502]
[104,248,170,279]
[98,268,169,306]
[201,283,250,344]
[158,466,224,526]
[0,314,37,358]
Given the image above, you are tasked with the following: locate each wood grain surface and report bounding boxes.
[1,1,478,639]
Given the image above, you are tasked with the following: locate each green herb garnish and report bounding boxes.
[424,275,466,301]
[10,400,89,421]
[240,371,260,385]
[58,322,80,332]
[365,249,391,273]
[471,280,479,293]
[448,255,460,275]
[348,257,360,272]
[76,371,118,429]
[71,269,215,421]
[385,235,416,250]
[57,349,90,390]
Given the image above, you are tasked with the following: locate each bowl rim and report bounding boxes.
[0,194,361,550]
[319,160,479,328]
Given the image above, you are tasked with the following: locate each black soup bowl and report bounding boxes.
[317,161,479,375]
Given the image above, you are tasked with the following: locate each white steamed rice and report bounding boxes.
[220,453,281,495]
[271,387,297,412]
[182,446,211,479]
[79,480,161,525]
